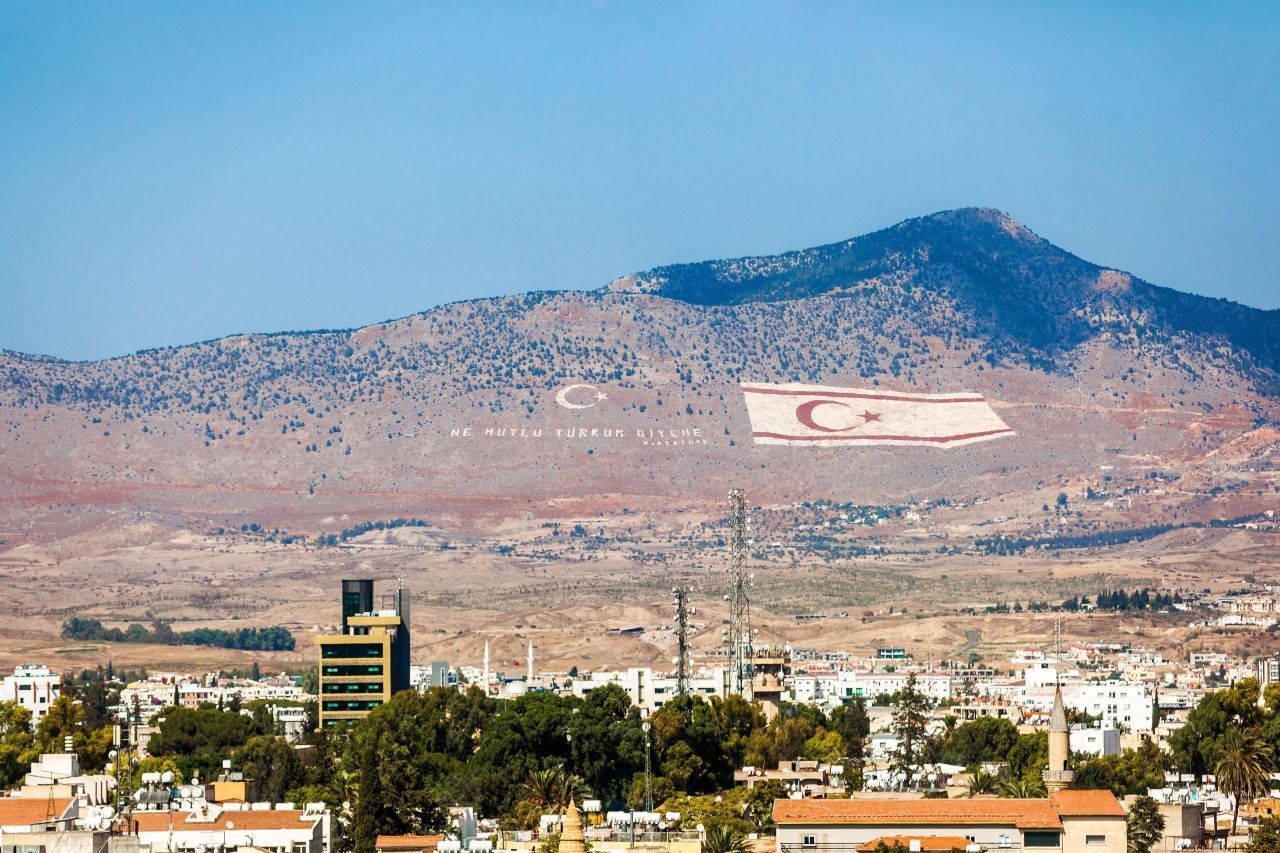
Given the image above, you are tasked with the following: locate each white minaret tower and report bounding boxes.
[1043,684,1075,792]
[483,639,491,697]
[527,639,534,682]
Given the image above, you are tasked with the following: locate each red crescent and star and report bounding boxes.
[794,399,882,432]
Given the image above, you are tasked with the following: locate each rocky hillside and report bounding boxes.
[1,208,1276,540]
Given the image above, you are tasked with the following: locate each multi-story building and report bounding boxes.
[570,666,727,713]
[315,579,411,727]
[774,790,1127,853]
[132,804,329,853]
[1,664,61,722]
[1256,657,1280,696]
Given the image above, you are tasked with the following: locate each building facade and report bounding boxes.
[315,579,411,727]
[774,791,1126,853]
[1,664,61,722]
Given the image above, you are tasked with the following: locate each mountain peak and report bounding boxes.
[601,207,1279,376]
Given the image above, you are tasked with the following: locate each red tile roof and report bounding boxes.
[1048,791,1125,817]
[376,835,445,852]
[133,809,319,832]
[857,836,975,852]
[0,798,74,827]
[773,798,1062,830]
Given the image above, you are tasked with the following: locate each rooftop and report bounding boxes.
[774,792,1124,830]
[0,797,75,827]
[132,809,320,832]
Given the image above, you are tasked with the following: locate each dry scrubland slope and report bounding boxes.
[1,207,1278,537]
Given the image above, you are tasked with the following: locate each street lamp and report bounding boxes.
[642,720,652,814]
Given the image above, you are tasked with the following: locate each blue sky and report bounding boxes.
[1,3,1277,361]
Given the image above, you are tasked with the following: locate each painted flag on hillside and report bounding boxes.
[740,382,1014,448]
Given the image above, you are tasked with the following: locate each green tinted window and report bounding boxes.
[1025,833,1061,848]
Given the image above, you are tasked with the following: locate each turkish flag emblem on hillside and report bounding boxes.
[740,382,1015,448]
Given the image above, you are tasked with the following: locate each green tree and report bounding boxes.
[345,692,449,853]
[35,696,112,772]
[964,767,1000,797]
[568,684,644,804]
[890,673,932,790]
[513,767,590,829]
[238,735,306,803]
[1007,731,1048,786]
[800,728,845,763]
[1126,795,1165,853]
[1168,679,1261,774]
[147,706,261,759]
[938,717,1019,766]
[0,702,36,789]
[649,695,731,794]
[1074,739,1170,796]
[830,699,870,791]
[1245,815,1280,853]
[702,824,751,853]
[998,776,1046,798]
[626,773,676,810]
[1216,729,1273,836]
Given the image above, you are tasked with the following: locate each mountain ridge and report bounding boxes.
[4,208,1278,375]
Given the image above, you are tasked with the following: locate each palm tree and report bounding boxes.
[998,776,1046,798]
[703,825,751,853]
[516,767,593,829]
[1216,730,1273,836]
[964,767,999,797]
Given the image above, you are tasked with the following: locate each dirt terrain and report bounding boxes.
[2,208,1278,676]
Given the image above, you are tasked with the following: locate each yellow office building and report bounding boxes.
[316,579,411,727]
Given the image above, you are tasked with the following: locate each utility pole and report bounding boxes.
[725,488,753,697]
[673,586,693,696]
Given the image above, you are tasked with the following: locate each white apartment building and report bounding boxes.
[829,671,953,704]
[1022,682,1157,733]
[1069,726,1121,757]
[571,666,727,713]
[1,664,61,722]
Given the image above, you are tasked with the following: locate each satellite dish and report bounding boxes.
[162,771,175,784]
[101,806,116,820]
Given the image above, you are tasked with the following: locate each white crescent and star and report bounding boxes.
[555,383,608,410]
[794,399,882,432]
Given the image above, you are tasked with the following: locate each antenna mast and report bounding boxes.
[726,488,753,697]
[673,586,693,696]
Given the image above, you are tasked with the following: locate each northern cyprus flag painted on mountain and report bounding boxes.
[741,382,1014,448]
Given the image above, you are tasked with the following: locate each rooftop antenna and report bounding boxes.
[726,488,753,697]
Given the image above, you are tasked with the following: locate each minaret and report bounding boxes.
[527,640,534,682]
[1043,684,1075,791]
[482,640,491,697]
[559,800,587,853]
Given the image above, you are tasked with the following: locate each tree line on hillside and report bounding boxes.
[982,587,1183,615]
[61,618,295,651]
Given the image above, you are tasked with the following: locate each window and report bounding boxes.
[323,682,383,694]
[322,664,383,677]
[1024,833,1061,848]
[1086,836,1106,846]
[322,642,383,659]
[802,836,816,848]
